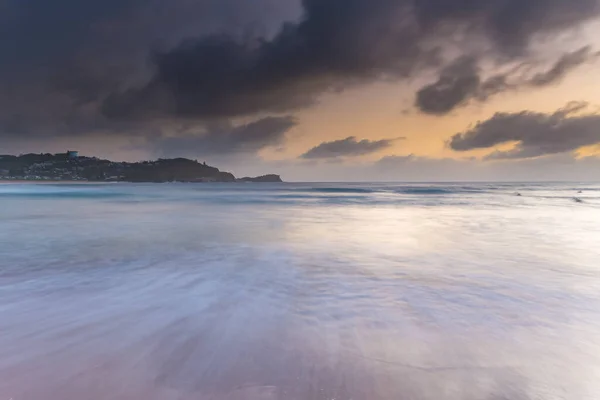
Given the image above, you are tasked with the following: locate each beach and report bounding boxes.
[1,182,600,399]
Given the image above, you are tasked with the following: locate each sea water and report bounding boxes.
[1,182,600,400]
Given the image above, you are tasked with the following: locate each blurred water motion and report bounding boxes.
[1,182,600,399]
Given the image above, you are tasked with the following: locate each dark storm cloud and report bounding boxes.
[150,116,297,157]
[0,0,301,158]
[415,57,485,116]
[101,0,426,119]
[0,0,138,73]
[0,0,293,76]
[415,0,599,53]
[102,0,600,120]
[1,0,600,148]
[448,102,600,159]
[301,137,398,159]
[416,47,597,115]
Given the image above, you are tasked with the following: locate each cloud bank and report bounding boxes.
[1,0,599,168]
[416,47,599,115]
[104,0,600,121]
[301,137,399,159]
[149,117,297,158]
[449,102,600,159]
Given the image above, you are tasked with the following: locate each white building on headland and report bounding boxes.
[66,150,79,159]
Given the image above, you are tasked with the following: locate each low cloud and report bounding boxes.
[415,47,598,115]
[148,116,297,158]
[448,102,600,159]
[370,153,600,181]
[300,136,399,159]
[261,152,600,182]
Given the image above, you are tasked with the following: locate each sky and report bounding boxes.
[2,0,600,181]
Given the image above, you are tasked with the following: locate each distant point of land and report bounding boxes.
[0,152,282,183]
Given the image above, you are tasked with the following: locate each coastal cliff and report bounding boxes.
[0,153,280,183]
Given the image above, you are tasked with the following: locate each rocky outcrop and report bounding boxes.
[237,174,283,183]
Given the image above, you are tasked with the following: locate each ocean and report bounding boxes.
[1,182,599,400]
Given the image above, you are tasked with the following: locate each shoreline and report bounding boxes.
[0,180,284,184]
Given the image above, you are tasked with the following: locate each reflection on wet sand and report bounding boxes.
[1,183,600,399]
